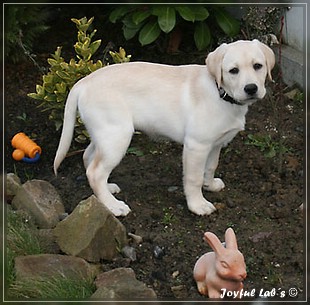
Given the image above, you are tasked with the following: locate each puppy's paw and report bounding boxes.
[106,200,131,217]
[188,199,216,216]
[203,178,225,192]
[108,183,121,194]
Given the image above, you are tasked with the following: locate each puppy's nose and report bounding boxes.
[244,83,258,96]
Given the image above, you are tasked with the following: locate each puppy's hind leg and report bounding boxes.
[83,142,121,195]
[83,142,95,169]
[86,128,133,216]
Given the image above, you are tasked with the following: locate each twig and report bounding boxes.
[65,149,85,158]
[17,30,46,74]
[274,15,286,174]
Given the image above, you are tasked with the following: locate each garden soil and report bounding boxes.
[5,8,305,300]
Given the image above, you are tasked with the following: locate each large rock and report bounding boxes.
[91,267,157,299]
[14,254,99,282]
[35,229,61,254]
[6,173,22,198]
[54,195,127,262]
[11,179,65,229]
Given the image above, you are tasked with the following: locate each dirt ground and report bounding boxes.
[5,7,305,301]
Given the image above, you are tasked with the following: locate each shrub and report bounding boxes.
[109,4,240,52]
[28,17,131,143]
[4,4,50,63]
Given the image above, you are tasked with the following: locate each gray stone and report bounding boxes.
[11,180,65,229]
[35,229,60,254]
[171,285,188,299]
[91,267,156,299]
[6,173,22,198]
[54,195,127,262]
[274,44,303,89]
[14,254,100,282]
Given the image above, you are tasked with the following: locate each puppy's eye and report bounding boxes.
[253,63,263,70]
[229,67,239,74]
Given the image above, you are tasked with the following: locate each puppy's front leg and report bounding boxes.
[183,141,217,216]
[203,145,225,192]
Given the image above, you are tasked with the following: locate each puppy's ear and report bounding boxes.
[206,43,228,88]
[253,39,276,81]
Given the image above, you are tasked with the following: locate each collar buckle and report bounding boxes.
[216,82,243,106]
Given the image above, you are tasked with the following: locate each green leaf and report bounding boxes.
[55,70,72,81]
[127,147,144,157]
[176,6,196,22]
[213,7,240,37]
[157,7,176,33]
[132,10,151,25]
[265,147,276,158]
[88,60,102,72]
[44,94,57,102]
[47,58,58,67]
[123,24,141,40]
[139,20,161,46]
[27,93,42,100]
[109,7,131,23]
[122,15,144,40]
[55,82,67,94]
[191,6,209,21]
[55,120,63,131]
[89,39,101,55]
[194,22,211,51]
[42,74,55,85]
[52,46,62,60]
[71,18,80,26]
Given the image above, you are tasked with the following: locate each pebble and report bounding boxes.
[59,213,68,221]
[128,232,143,244]
[168,186,178,192]
[172,270,179,278]
[121,245,137,261]
[171,285,185,292]
[153,246,165,259]
[226,198,236,208]
[76,175,86,182]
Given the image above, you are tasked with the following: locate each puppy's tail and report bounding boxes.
[53,86,80,176]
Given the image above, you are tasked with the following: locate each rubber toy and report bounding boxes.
[193,228,247,298]
[11,132,41,163]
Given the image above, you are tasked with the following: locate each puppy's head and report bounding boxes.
[206,39,275,103]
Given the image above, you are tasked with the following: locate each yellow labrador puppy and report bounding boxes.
[54,39,275,217]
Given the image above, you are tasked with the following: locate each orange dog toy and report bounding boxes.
[11,132,41,163]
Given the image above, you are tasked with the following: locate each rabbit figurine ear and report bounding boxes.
[225,228,238,250]
[204,232,225,255]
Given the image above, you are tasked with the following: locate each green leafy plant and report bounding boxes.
[28,17,131,143]
[245,134,290,158]
[127,147,144,157]
[4,5,50,63]
[9,274,96,299]
[7,208,46,294]
[109,4,240,52]
[162,207,175,225]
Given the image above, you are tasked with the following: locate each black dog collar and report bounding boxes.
[216,82,243,106]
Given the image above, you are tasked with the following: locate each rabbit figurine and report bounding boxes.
[193,227,247,298]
